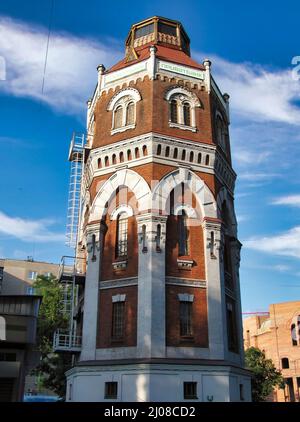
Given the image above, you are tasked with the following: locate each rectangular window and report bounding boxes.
[239,384,244,401]
[226,297,238,352]
[28,271,38,280]
[180,301,193,337]
[112,302,125,340]
[184,382,197,399]
[158,22,177,37]
[116,214,128,258]
[105,382,118,399]
[135,23,154,39]
[26,287,35,295]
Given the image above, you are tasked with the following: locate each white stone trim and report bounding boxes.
[112,294,126,303]
[178,293,194,302]
[174,204,197,218]
[110,204,134,220]
[89,168,151,222]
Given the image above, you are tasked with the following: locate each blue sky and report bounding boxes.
[0,0,300,312]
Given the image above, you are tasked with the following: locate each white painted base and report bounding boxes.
[66,363,251,402]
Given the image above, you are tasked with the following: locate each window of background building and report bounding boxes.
[105,382,118,399]
[28,271,38,281]
[183,382,197,399]
[282,357,289,369]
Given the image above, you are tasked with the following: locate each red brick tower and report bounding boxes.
[64,16,251,402]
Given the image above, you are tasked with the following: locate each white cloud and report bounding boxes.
[203,54,300,125]
[0,16,121,113]
[244,226,300,258]
[0,211,65,242]
[239,172,280,181]
[271,195,300,207]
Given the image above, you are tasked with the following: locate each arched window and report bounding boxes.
[197,153,202,164]
[97,158,102,169]
[126,102,135,126]
[142,145,148,156]
[282,357,289,369]
[135,147,140,159]
[173,148,178,159]
[127,149,132,161]
[112,154,117,165]
[104,156,109,167]
[119,151,124,163]
[170,99,178,123]
[165,146,170,157]
[181,149,186,161]
[114,106,123,129]
[183,102,191,126]
[205,154,210,166]
[116,212,128,258]
[178,210,189,256]
[189,151,194,163]
[108,88,141,133]
[157,144,162,156]
[166,87,200,130]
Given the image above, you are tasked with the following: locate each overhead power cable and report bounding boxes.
[42,0,54,94]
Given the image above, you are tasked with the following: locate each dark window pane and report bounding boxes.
[183,382,197,399]
[135,23,154,39]
[183,102,191,126]
[158,22,177,37]
[180,301,193,337]
[112,302,125,339]
[105,382,118,399]
[170,99,178,123]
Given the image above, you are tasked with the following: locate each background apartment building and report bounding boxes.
[0,258,60,295]
[243,301,300,402]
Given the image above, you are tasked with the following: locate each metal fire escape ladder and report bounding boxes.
[53,133,86,353]
[66,133,85,249]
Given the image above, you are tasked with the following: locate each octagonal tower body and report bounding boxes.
[65,16,252,402]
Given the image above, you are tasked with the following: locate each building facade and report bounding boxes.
[244,301,300,402]
[0,295,41,401]
[0,258,60,296]
[60,16,251,402]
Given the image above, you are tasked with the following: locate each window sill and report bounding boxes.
[112,260,127,271]
[169,122,197,132]
[177,258,193,270]
[111,124,135,135]
[184,396,198,400]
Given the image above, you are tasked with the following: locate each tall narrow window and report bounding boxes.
[114,106,123,129]
[226,297,238,352]
[282,357,289,369]
[116,212,128,258]
[183,102,191,126]
[170,99,178,123]
[180,301,193,337]
[156,224,161,251]
[291,323,297,346]
[112,301,125,340]
[178,210,189,256]
[126,102,135,125]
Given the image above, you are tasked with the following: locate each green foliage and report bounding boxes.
[245,347,285,401]
[33,274,71,398]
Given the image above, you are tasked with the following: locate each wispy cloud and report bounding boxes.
[0,211,65,242]
[271,194,300,207]
[204,54,300,125]
[239,172,280,181]
[244,226,300,258]
[0,16,121,113]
